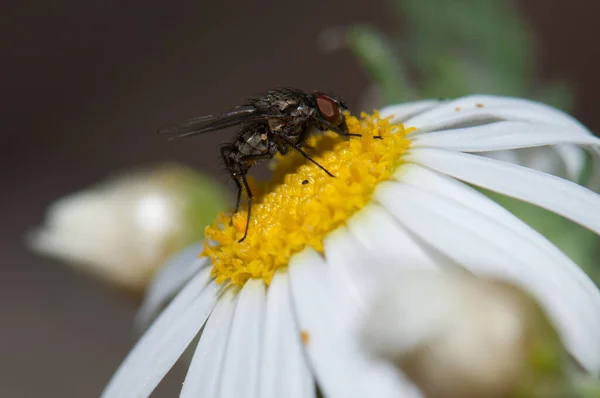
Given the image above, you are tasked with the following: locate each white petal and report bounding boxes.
[324,222,454,305]
[136,243,207,331]
[482,147,521,165]
[102,268,223,398]
[289,248,423,398]
[347,204,449,271]
[259,272,315,398]
[407,148,600,236]
[219,279,266,398]
[379,100,440,123]
[516,146,570,177]
[375,181,600,374]
[404,95,590,134]
[411,121,600,152]
[323,227,372,305]
[180,286,238,398]
[476,146,586,182]
[553,144,588,181]
[394,164,600,311]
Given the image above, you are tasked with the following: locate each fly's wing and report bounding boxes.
[158,106,274,138]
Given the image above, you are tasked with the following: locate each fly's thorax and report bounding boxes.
[272,97,299,112]
[267,118,285,132]
[265,90,304,112]
[292,103,315,118]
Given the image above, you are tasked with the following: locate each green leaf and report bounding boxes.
[346,25,417,104]
[345,0,573,107]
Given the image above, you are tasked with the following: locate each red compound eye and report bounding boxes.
[315,95,342,124]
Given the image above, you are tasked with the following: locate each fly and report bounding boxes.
[159,88,380,242]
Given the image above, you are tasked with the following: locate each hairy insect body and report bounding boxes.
[240,127,269,154]
[160,88,364,242]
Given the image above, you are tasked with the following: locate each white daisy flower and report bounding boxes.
[103,95,600,398]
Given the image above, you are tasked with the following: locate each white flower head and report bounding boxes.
[28,164,227,291]
[103,95,600,398]
[362,270,568,398]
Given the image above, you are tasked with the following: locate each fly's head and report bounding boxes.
[312,93,349,134]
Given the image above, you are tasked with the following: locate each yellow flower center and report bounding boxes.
[202,111,414,286]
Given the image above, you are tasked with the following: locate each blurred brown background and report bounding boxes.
[1,1,599,396]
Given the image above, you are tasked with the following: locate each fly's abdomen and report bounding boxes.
[239,128,269,154]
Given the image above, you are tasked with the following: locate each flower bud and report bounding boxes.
[362,271,570,398]
[28,164,228,292]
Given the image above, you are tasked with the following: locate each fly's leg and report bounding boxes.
[280,136,335,177]
[234,153,274,243]
[233,178,243,214]
[321,121,382,140]
[221,145,242,226]
[274,138,289,155]
[231,172,253,243]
